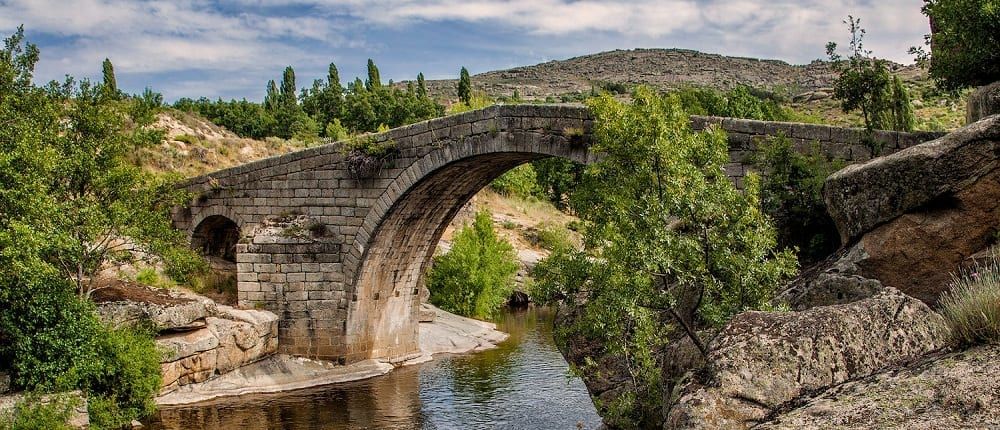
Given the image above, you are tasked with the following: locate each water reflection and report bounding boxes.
[150,307,601,430]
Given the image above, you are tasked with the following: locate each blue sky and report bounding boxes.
[1,0,931,101]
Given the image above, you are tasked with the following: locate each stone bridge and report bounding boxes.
[171,104,942,364]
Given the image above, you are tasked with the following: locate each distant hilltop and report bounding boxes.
[414,48,915,100]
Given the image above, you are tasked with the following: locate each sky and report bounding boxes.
[1,0,932,101]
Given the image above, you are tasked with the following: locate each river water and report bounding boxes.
[149,307,603,430]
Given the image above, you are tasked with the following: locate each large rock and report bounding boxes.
[825,114,999,244]
[665,288,950,429]
[759,344,1000,429]
[823,115,1000,303]
[158,305,278,394]
[94,283,216,332]
[775,244,885,310]
[967,81,1000,124]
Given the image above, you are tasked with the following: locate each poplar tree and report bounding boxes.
[458,66,472,105]
[101,57,119,99]
[366,59,381,90]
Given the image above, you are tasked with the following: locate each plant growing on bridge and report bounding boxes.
[532,86,797,427]
[428,209,519,319]
[343,129,397,179]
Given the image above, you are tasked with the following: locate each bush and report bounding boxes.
[490,164,540,199]
[0,393,79,430]
[530,223,572,251]
[77,327,161,429]
[427,210,519,319]
[940,254,1000,346]
[754,136,846,264]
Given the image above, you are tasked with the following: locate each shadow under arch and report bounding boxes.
[191,214,241,262]
[343,138,590,362]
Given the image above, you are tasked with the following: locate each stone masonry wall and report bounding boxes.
[172,105,943,364]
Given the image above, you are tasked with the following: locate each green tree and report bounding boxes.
[827,16,894,132]
[0,27,177,428]
[428,209,519,319]
[913,0,1000,90]
[263,79,279,112]
[417,72,428,98]
[533,87,797,426]
[365,58,381,90]
[101,58,118,100]
[280,66,297,108]
[458,66,472,105]
[890,75,916,132]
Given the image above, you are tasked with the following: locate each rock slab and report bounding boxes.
[665,288,950,429]
[759,344,1000,429]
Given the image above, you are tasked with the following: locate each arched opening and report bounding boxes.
[348,147,589,362]
[191,215,240,262]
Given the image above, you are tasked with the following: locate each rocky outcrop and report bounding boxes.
[94,283,216,332]
[158,305,278,394]
[776,244,885,310]
[823,114,1000,303]
[759,344,1000,429]
[665,288,950,429]
[967,82,1000,124]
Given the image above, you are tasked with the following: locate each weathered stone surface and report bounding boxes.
[94,284,216,332]
[665,288,950,430]
[158,306,278,394]
[824,114,1000,245]
[759,345,1000,429]
[173,105,940,363]
[775,244,884,310]
[967,81,1000,124]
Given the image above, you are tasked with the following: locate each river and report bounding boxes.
[148,307,603,430]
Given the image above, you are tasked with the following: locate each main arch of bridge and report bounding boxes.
[171,104,941,363]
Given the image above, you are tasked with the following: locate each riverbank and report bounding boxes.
[155,303,508,405]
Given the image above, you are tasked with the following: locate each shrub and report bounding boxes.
[490,164,540,199]
[530,223,572,251]
[427,210,519,319]
[76,327,161,429]
[754,136,846,264]
[940,254,1000,346]
[0,393,79,430]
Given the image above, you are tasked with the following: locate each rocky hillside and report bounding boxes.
[420,48,849,99]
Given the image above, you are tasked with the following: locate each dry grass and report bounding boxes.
[940,253,1000,346]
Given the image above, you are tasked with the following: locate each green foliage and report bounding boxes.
[365,59,382,90]
[428,210,519,319]
[532,87,798,426]
[532,157,584,210]
[915,0,1000,90]
[76,327,162,429]
[530,223,572,251]
[449,92,493,114]
[754,136,846,264]
[0,28,171,426]
[0,393,79,430]
[101,58,119,100]
[490,164,540,199]
[827,17,915,132]
[173,97,277,139]
[673,85,790,121]
[940,253,1000,346]
[458,66,472,105]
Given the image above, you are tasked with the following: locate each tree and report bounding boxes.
[890,75,916,132]
[263,79,279,112]
[532,87,797,426]
[428,209,519,319]
[827,17,895,132]
[0,27,183,428]
[458,66,472,105]
[101,58,119,99]
[365,58,381,90]
[914,0,1000,90]
[280,66,297,108]
[417,72,428,98]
